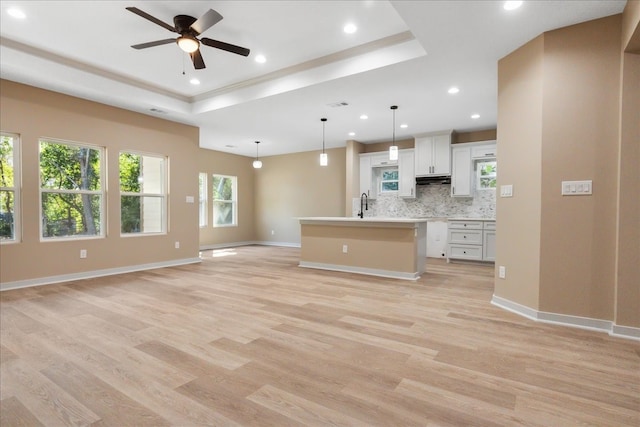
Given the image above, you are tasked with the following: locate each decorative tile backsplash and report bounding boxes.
[353,184,496,219]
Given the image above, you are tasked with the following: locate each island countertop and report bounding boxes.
[298,217,428,227]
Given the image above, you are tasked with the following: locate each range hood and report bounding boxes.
[416,175,451,185]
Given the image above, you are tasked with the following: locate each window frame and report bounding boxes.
[39,138,105,241]
[476,159,497,190]
[119,150,168,236]
[198,172,208,228]
[379,167,399,194]
[0,132,21,244]
[212,174,237,228]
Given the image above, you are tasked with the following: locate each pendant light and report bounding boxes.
[252,141,262,169]
[320,118,328,166]
[389,105,398,161]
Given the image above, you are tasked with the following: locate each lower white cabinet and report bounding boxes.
[447,219,496,262]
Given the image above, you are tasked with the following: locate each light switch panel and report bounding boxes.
[500,185,513,198]
[561,180,592,196]
[186,196,195,203]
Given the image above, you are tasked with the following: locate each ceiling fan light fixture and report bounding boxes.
[177,35,200,53]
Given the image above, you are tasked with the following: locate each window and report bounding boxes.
[120,152,167,234]
[379,168,399,193]
[39,139,104,239]
[1,133,20,243]
[477,160,497,189]
[198,172,207,227]
[212,174,237,227]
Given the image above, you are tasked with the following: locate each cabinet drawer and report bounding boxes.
[483,221,496,230]
[448,229,483,245]
[448,245,483,260]
[448,221,483,230]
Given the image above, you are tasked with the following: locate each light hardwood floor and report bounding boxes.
[1,245,638,426]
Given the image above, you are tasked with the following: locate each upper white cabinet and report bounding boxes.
[359,155,372,198]
[451,145,472,197]
[414,131,452,177]
[471,141,497,159]
[398,149,415,198]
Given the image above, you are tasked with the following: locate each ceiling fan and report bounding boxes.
[126,7,250,70]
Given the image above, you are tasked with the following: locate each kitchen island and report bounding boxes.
[298,217,427,280]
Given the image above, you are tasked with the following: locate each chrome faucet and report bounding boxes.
[358,192,368,218]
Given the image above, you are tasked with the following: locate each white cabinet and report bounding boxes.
[359,155,372,197]
[426,221,448,258]
[471,142,497,160]
[359,151,405,199]
[398,149,415,198]
[414,131,452,176]
[447,219,496,263]
[451,146,472,197]
[483,221,496,261]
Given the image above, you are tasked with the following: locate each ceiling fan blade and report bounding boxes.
[131,39,176,49]
[201,38,250,57]
[190,49,206,69]
[126,7,177,33]
[190,9,223,35]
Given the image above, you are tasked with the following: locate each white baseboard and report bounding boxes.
[492,295,640,342]
[199,241,300,251]
[299,261,420,281]
[1,257,201,292]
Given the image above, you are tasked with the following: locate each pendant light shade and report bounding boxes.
[253,141,262,169]
[320,118,328,166]
[389,105,398,161]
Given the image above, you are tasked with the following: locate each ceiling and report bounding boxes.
[0,1,626,158]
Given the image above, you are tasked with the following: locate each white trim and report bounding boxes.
[610,324,640,341]
[491,295,640,341]
[299,261,420,281]
[0,257,201,292]
[199,241,300,251]
[255,241,300,248]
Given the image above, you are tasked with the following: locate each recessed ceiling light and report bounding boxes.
[360,114,368,120]
[471,114,480,119]
[348,132,356,136]
[7,8,26,19]
[255,54,266,63]
[400,124,408,128]
[504,1,523,11]
[190,78,200,85]
[448,87,460,94]
[343,23,357,34]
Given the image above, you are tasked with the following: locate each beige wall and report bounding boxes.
[616,1,640,327]
[254,148,346,245]
[197,149,255,248]
[539,15,622,320]
[454,129,497,144]
[345,140,365,217]
[496,12,639,328]
[0,80,200,285]
[495,35,544,309]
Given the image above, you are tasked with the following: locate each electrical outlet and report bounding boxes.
[342,245,348,254]
[271,230,275,235]
[174,241,180,249]
[80,249,87,259]
[499,266,506,279]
